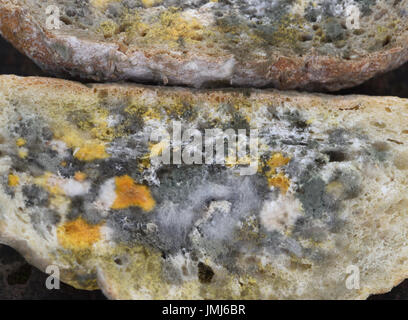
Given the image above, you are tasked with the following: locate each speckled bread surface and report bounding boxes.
[1,1,408,90]
[0,75,408,299]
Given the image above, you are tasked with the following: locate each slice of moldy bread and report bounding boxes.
[1,1,408,90]
[0,75,408,299]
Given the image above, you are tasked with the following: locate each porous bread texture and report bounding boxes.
[1,0,408,90]
[0,75,408,299]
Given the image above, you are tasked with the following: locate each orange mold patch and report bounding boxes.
[74,171,87,182]
[264,153,291,194]
[57,217,102,250]
[112,175,155,211]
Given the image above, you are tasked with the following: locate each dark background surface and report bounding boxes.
[0,35,407,300]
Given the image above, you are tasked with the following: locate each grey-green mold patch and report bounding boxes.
[29,208,61,239]
[100,105,376,277]
[7,114,62,177]
[304,0,377,21]
[22,185,50,207]
[355,0,377,16]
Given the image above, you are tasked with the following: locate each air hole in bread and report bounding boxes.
[387,138,403,145]
[325,150,347,162]
[300,34,313,42]
[60,16,72,26]
[198,262,214,284]
[383,35,392,47]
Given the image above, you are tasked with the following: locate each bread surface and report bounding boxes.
[0,75,408,299]
[1,0,408,90]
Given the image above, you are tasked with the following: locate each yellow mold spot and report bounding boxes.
[137,156,151,172]
[57,217,102,250]
[49,194,70,213]
[272,14,304,46]
[99,20,119,38]
[265,153,291,172]
[159,10,205,42]
[149,140,169,158]
[112,175,155,211]
[34,172,64,196]
[121,8,210,45]
[125,103,161,121]
[56,127,110,162]
[225,155,252,167]
[141,0,162,8]
[91,0,120,9]
[267,172,291,194]
[16,138,26,147]
[8,174,19,187]
[263,153,291,194]
[74,143,109,162]
[18,149,28,159]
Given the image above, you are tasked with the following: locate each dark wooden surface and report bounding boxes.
[0,35,407,300]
